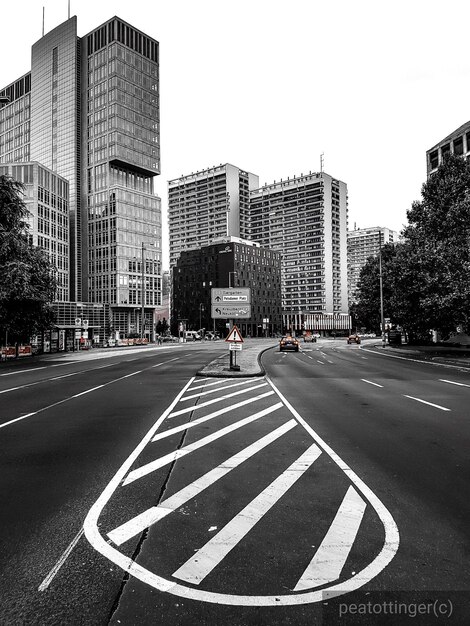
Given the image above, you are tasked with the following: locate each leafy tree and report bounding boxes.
[0,175,57,345]
[404,153,470,337]
[156,317,169,335]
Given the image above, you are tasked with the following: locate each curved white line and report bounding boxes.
[83,375,400,607]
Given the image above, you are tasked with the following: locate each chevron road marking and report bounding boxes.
[108,419,297,546]
[122,403,283,486]
[172,443,322,585]
[294,486,366,590]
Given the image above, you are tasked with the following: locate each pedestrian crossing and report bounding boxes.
[84,375,399,606]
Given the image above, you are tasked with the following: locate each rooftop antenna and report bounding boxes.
[320,152,324,174]
[42,6,45,37]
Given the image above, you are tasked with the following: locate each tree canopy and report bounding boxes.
[353,153,470,342]
[0,175,57,344]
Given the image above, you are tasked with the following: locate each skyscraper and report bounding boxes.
[248,172,349,334]
[0,15,162,341]
[168,164,259,268]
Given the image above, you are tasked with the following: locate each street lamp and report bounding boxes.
[141,242,145,340]
[199,303,204,332]
[379,240,386,348]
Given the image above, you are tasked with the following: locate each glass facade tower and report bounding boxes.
[0,16,162,339]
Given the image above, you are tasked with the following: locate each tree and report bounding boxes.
[0,175,57,345]
[156,317,169,335]
[404,153,470,337]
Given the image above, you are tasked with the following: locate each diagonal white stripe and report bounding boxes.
[168,382,269,418]
[294,486,366,590]
[172,443,322,584]
[403,395,450,411]
[123,402,283,486]
[181,379,257,401]
[439,379,470,388]
[108,419,297,546]
[152,391,275,442]
[361,379,383,388]
[188,379,239,392]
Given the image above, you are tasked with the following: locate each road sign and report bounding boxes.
[211,304,251,319]
[211,288,251,304]
[225,325,243,343]
[229,343,242,351]
[74,317,81,327]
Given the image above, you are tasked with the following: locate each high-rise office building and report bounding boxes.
[0,162,69,302]
[427,121,470,176]
[347,226,399,304]
[168,164,259,268]
[0,16,162,340]
[248,172,349,334]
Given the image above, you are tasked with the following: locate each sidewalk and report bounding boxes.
[366,342,470,369]
[197,338,277,378]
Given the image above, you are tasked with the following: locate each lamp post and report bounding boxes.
[141,242,145,340]
[199,303,204,332]
[379,240,386,348]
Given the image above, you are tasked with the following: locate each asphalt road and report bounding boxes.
[1,339,469,625]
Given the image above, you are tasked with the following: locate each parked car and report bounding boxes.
[347,334,361,344]
[184,331,202,341]
[279,336,300,352]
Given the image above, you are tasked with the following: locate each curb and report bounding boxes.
[196,344,275,378]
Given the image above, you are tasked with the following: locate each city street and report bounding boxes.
[0,339,469,624]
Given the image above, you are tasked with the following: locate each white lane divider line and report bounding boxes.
[152,358,180,367]
[168,382,269,418]
[172,443,322,585]
[403,395,450,411]
[38,528,84,591]
[123,403,283,486]
[294,486,366,591]
[0,367,47,376]
[439,379,470,388]
[152,391,275,443]
[0,412,38,430]
[361,379,384,388]
[108,419,297,546]
[327,360,334,364]
[181,379,256,401]
[317,361,325,365]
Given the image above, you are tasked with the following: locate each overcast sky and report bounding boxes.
[2,0,469,269]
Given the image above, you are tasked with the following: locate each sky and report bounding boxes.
[2,0,470,269]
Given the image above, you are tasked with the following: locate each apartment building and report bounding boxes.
[427,121,470,176]
[0,16,162,340]
[168,164,259,268]
[347,226,399,304]
[248,172,349,334]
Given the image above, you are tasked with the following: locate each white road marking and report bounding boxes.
[152,358,180,367]
[439,379,470,388]
[294,486,366,590]
[72,384,106,398]
[123,403,283,486]
[181,379,256,401]
[188,379,239,392]
[403,395,450,411]
[168,382,269,418]
[172,443,322,584]
[151,391,275,442]
[83,376,400,607]
[0,367,47,376]
[108,420,297,546]
[317,360,325,365]
[38,528,84,591]
[0,412,38,430]
[327,360,334,364]
[361,379,384,388]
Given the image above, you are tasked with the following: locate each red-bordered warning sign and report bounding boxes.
[225,325,244,343]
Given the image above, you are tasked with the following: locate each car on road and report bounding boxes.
[279,336,300,352]
[347,334,361,344]
[303,333,317,343]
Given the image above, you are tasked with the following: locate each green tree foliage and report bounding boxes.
[354,153,470,342]
[0,175,57,344]
[156,317,169,335]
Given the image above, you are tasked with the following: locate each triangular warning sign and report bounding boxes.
[225,324,244,343]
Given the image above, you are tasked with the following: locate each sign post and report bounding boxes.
[225,324,244,371]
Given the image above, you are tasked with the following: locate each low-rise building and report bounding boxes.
[172,237,282,337]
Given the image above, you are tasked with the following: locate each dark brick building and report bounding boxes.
[171,237,282,337]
